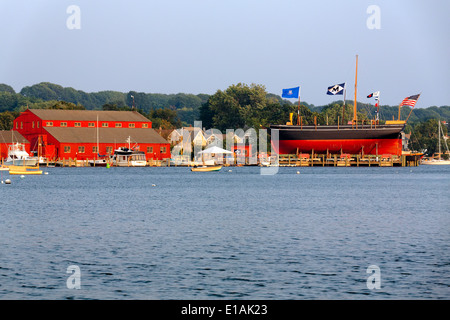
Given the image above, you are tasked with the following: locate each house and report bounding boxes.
[0,130,31,160]
[204,132,225,147]
[13,109,171,161]
[168,127,207,146]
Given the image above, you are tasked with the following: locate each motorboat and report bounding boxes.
[4,143,38,166]
[110,147,147,167]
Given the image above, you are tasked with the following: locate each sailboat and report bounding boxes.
[421,120,450,165]
[89,115,109,167]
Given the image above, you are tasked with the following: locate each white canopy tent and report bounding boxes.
[198,146,233,154]
[196,145,234,165]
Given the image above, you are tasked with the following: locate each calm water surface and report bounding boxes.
[0,165,449,299]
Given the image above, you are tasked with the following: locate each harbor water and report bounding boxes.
[0,165,449,299]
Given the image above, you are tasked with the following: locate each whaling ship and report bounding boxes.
[270,55,419,156]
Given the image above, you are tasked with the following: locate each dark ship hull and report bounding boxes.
[269,124,405,156]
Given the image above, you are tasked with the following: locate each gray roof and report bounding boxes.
[44,127,169,144]
[0,130,29,144]
[29,109,151,122]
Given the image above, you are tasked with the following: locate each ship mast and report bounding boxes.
[353,54,358,125]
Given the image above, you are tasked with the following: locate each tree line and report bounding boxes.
[0,82,448,156]
[0,82,205,126]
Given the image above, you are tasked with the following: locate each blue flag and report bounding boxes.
[327,83,345,95]
[282,86,300,99]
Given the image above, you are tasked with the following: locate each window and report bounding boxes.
[106,146,113,154]
[37,122,39,128]
[64,146,71,153]
[147,146,153,153]
[74,122,81,127]
[92,146,98,153]
[88,122,95,127]
[129,123,135,128]
[160,146,166,153]
[16,122,18,129]
[78,146,85,153]
[102,123,108,127]
[60,122,67,127]
[142,123,148,128]
[115,123,122,128]
[32,121,35,129]
[46,122,53,127]
[20,122,23,129]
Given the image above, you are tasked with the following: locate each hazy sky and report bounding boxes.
[0,0,449,108]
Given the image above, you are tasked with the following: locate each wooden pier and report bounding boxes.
[36,152,422,168]
[277,153,421,167]
[42,157,171,167]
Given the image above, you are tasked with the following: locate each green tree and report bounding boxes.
[0,92,18,112]
[0,110,18,130]
[203,83,269,131]
[149,108,181,129]
[408,119,448,155]
[0,84,15,94]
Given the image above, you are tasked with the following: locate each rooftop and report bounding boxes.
[0,130,29,144]
[44,127,168,144]
[27,109,151,122]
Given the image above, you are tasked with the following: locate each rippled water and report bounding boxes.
[0,165,449,299]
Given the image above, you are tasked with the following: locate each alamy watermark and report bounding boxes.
[366,5,381,30]
[366,265,381,290]
[66,5,81,30]
[66,265,81,289]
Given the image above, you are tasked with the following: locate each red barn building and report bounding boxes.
[0,130,31,161]
[13,109,171,161]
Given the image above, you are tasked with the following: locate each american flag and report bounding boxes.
[400,94,420,107]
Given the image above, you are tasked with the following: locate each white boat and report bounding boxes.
[4,143,39,166]
[88,156,109,167]
[421,158,450,165]
[421,120,450,165]
[110,147,147,167]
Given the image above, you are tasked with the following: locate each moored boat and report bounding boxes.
[191,165,222,172]
[420,120,450,165]
[110,147,147,167]
[421,158,450,165]
[4,142,39,166]
[8,165,42,175]
[88,157,109,167]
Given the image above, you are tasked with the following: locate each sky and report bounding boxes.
[0,0,449,108]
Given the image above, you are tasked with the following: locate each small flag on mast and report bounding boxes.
[327,83,345,95]
[282,86,300,99]
[400,94,420,107]
[367,91,380,99]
